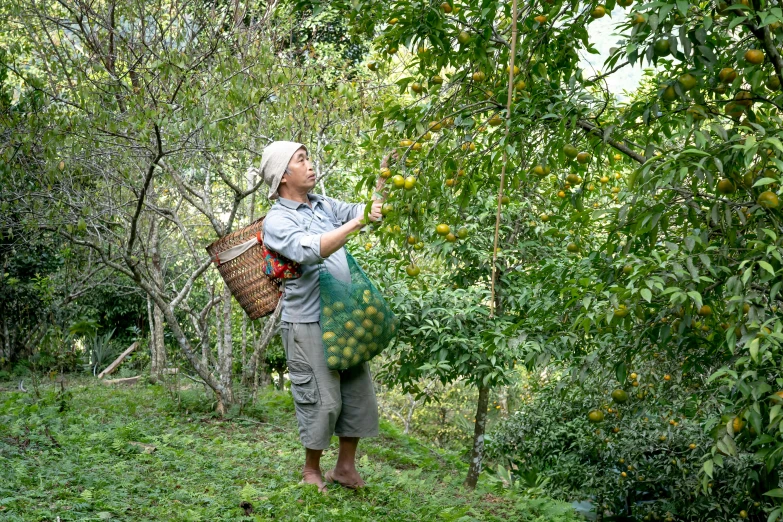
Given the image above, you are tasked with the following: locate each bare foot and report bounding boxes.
[302,467,328,494]
[325,467,366,489]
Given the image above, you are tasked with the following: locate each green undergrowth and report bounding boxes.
[0,378,579,521]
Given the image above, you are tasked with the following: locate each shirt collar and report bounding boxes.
[277,193,324,210]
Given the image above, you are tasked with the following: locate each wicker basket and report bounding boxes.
[205,217,281,320]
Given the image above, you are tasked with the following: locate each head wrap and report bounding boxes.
[251,141,306,200]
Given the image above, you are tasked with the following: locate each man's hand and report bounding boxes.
[368,199,382,222]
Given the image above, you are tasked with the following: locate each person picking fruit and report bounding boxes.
[258,141,382,493]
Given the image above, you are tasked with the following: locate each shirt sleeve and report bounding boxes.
[323,196,364,224]
[263,210,324,265]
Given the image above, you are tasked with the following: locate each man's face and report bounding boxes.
[280,147,316,194]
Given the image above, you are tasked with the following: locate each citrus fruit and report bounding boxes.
[514,79,526,90]
[557,190,566,198]
[698,305,712,316]
[745,49,764,64]
[631,13,645,24]
[457,31,471,44]
[391,174,405,189]
[534,14,547,23]
[757,191,779,209]
[501,195,511,205]
[367,62,378,71]
[440,2,452,13]
[732,416,745,432]
[406,265,420,277]
[404,176,416,190]
[614,305,630,318]
[333,301,345,312]
[436,223,450,235]
[563,144,579,158]
[718,67,737,83]
[472,71,485,82]
[766,75,781,90]
[322,331,337,344]
[457,227,468,238]
[327,355,340,367]
[588,410,605,423]
[488,115,503,126]
[566,242,579,253]
[611,389,629,403]
[591,5,606,17]
[653,40,670,56]
[678,73,698,90]
[344,320,356,331]
[576,152,591,164]
[662,85,677,102]
[715,178,736,195]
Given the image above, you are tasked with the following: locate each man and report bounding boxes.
[260,140,383,493]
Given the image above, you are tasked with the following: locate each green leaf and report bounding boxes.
[753,177,779,187]
[703,459,713,478]
[759,261,776,276]
[764,489,783,498]
[640,288,652,303]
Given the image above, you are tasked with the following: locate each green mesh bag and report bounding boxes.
[319,252,397,370]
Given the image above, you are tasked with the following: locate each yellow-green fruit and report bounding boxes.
[563,144,579,158]
[405,264,420,277]
[614,305,630,318]
[662,85,677,102]
[391,174,405,189]
[323,331,337,344]
[576,152,591,164]
[327,355,340,367]
[403,176,416,190]
[540,214,550,222]
[745,49,764,64]
[436,223,450,235]
[457,227,468,239]
[698,305,713,316]
[611,389,629,404]
[757,191,780,209]
[445,232,457,243]
[514,79,526,90]
[431,75,444,85]
[622,264,633,275]
[766,75,781,90]
[588,410,605,423]
[718,67,737,83]
[591,5,606,18]
[472,71,486,82]
[566,242,579,253]
[566,173,581,184]
[687,104,708,120]
[367,62,378,71]
[457,31,471,45]
[653,40,671,57]
[679,73,698,91]
[501,195,511,205]
[717,178,735,194]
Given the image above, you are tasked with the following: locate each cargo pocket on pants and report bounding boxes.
[289,371,318,405]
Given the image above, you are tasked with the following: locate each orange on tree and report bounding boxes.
[698,305,712,316]
[718,67,737,83]
[631,13,645,24]
[514,79,526,90]
[757,190,779,209]
[600,176,610,183]
[744,49,764,64]
[429,120,442,131]
[557,190,566,198]
[488,115,503,126]
[405,264,420,277]
[533,14,547,24]
[431,75,444,85]
[566,242,579,253]
[732,416,745,432]
[576,152,591,164]
[614,305,630,318]
[563,144,579,158]
[622,264,633,274]
[391,174,405,189]
[472,71,486,82]
[716,178,736,194]
[591,5,606,18]
[664,374,671,381]
[611,389,629,403]
[380,167,392,178]
[445,232,457,243]
[588,410,605,423]
[440,2,452,13]
[501,195,510,205]
[457,31,471,44]
[435,223,450,236]
[456,227,468,239]
[678,73,698,90]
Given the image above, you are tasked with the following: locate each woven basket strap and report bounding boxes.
[211,233,261,266]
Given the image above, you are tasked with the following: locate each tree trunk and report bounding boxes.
[277,370,284,391]
[216,285,234,408]
[245,300,282,387]
[464,384,490,489]
[148,217,167,377]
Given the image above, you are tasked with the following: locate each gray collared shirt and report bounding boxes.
[263,193,363,323]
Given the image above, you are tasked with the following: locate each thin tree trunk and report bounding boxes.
[464,384,490,489]
[277,370,284,391]
[245,299,282,386]
[149,217,167,376]
[216,285,234,414]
